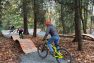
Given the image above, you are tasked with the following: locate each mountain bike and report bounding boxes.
[9,29,16,34]
[37,39,72,63]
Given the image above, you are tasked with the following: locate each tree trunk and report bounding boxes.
[37,0,45,31]
[90,17,93,33]
[80,0,87,34]
[90,4,93,33]
[61,4,66,34]
[80,0,88,34]
[33,0,37,37]
[83,5,88,34]
[74,0,82,51]
[0,0,2,36]
[23,0,29,35]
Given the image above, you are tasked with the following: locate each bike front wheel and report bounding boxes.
[37,43,48,59]
[56,48,72,63]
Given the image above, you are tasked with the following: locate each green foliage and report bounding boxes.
[1,0,34,29]
[0,0,93,34]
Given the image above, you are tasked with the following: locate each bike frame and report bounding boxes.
[45,40,64,59]
[52,45,64,59]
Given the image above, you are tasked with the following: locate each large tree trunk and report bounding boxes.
[74,0,82,51]
[23,0,29,35]
[33,13,37,37]
[33,0,37,37]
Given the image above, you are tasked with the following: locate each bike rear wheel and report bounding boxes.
[37,43,48,59]
[56,48,72,63]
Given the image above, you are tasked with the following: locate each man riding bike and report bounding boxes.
[43,19,60,55]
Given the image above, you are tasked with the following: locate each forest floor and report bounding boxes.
[0,36,23,63]
[25,35,94,63]
[0,35,94,63]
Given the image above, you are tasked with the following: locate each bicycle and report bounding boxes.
[37,39,72,63]
[9,29,16,34]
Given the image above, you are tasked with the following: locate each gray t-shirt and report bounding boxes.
[45,24,59,37]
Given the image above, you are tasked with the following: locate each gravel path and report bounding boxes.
[20,52,67,63]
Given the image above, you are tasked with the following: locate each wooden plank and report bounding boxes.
[19,39,37,53]
[12,35,20,41]
[12,35,37,54]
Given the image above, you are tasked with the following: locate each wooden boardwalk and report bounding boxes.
[12,35,37,54]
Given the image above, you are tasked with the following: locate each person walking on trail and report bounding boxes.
[42,19,60,55]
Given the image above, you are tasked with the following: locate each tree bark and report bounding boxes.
[90,4,93,33]
[23,0,29,35]
[0,0,2,36]
[83,4,88,34]
[74,0,82,51]
[33,0,37,37]
[80,0,87,34]
[61,4,67,34]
